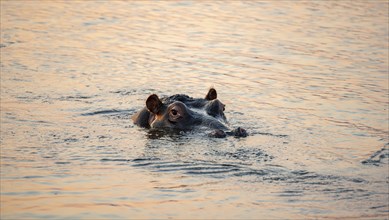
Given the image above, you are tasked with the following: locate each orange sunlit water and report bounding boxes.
[1,1,388,219]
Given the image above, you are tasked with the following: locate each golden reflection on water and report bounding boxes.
[1,1,388,219]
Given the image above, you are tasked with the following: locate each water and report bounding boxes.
[1,1,388,219]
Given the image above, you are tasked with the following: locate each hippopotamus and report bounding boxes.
[132,88,247,138]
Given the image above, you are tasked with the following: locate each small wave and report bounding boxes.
[101,158,131,162]
[110,88,159,96]
[256,132,289,138]
[23,175,45,179]
[59,95,94,100]
[81,109,134,116]
[64,138,78,143]
[130,157,368,196]
[131,158,243,176]
[361,144,389,166]
[208,148,274,163]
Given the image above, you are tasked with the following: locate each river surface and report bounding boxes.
[1,1,388,219]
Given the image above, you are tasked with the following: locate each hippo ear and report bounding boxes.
[146,94,163,114]
[205,88,217,100]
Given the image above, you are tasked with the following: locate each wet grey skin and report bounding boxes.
[132,88,247,138]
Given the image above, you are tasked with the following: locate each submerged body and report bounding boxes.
[132,89,247,137]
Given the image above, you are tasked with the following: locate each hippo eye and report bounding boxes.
[169,104,183,121]
[223,106,225,111]
[169,109,181,120]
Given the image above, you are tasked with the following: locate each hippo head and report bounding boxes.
[145,94,199,130]
[144,89,227,130]
[132,88,247,137]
